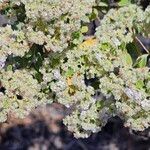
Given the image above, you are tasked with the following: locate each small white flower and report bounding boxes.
[0,57,6,69]
[112,38,121,46]
[124,88,142,101]
[52,69,61,79]
[141,99,150,111]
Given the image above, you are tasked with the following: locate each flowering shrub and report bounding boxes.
[0,0,150,138]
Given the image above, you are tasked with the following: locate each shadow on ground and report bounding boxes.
[0,104,149,150]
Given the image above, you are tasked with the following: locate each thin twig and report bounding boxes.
[96,16,101,24]
[135,36,149,54]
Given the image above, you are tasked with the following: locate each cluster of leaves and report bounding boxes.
[0,0,150,138]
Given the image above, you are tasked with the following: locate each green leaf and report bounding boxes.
[6,65,13,71]
[97,2,108,7]
[136,80,144,89]
[134,54,149,68]
[81,26,88,33]
[65,68,74,77]
[121,51,133,67]
[72,31,81,39]
[118,0,130,6]
[89,8,98,20]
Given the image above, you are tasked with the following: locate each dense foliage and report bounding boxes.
[0,0,150,138]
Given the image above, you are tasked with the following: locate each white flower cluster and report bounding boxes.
[95,5,144,47]
[142,6,150,38]
[10,0,95,52]
[0,69,44,121]
[48,40,150,137]
[0,25,30,67]
[0,1,149,138]
[45,5,150,137]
